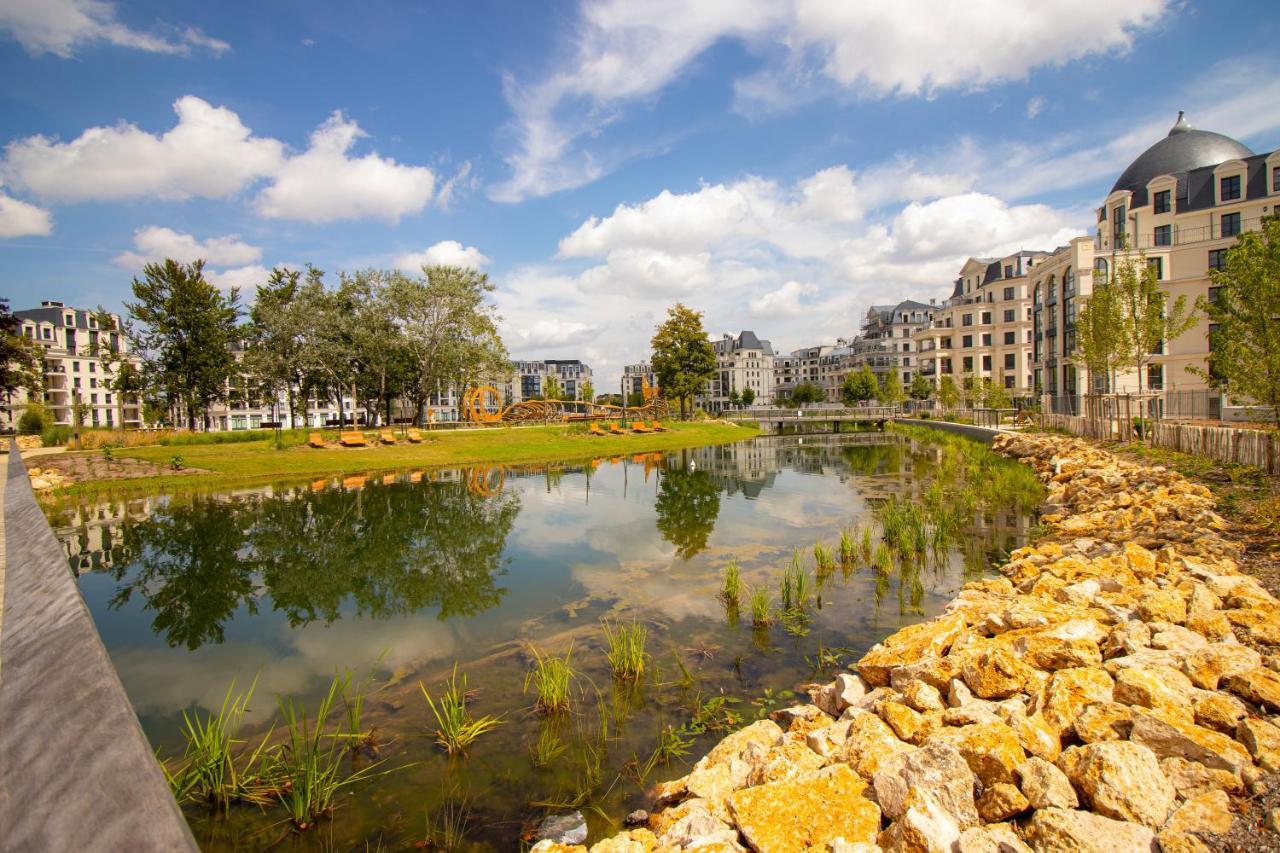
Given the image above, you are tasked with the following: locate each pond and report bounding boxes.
[49,429,1041,851]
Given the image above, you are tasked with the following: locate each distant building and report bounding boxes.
[851,300,935,388]
[701,331,775,413]
[511,359,594,402]
[9,300,143,429]
[623,362,656,398]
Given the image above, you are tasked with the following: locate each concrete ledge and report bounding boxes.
[894,417,1002,445]
[0,444,196,850]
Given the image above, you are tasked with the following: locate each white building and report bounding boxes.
[701,331,775,413]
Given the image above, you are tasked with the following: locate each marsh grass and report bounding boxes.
[721,559,741,605]
[813,540,835,576]
[422,784,473,852]
[421,665,504,755]
[523,645,576,714]
[602,620,648,680]
[780,551,812,612]
[168,676,276,810]
[748,586,773,627]
[873,542,894,575]
[530,722,568,768]
[860,527,874,562]
[838,528,856,565]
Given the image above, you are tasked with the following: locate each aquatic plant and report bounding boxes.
[860,527,874,562]
[838,528,856,565]
[813,539,835,576]
[530,723,568,768]
[687,696,744,734]
[420,665,504,755]
[422,786,473,852]
[721,559,741,605]
[167,676,276,810]
[748,586,773,627]
[873,542,895,575]
[780,554,811,611]
[602,619,648,680]
[523,645,575,714]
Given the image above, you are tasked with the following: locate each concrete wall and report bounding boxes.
[894,417,1001,445]
[0,446,196,850]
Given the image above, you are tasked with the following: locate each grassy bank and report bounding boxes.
[48,420,761,500]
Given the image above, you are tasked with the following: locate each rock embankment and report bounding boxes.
[548,432,1280,852]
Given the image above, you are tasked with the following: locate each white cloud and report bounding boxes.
[492,0,1169,200]
[254,111,436,223]
[0,0,229,58]
[748,280,817,317]
[112,226,262,268]
[0,188,51,237]
[204,264,272,292]
[2,96,283,202]
[394,239,490,272]
[1026,95,1046,119]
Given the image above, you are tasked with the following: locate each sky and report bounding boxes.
[1,0,1278,391]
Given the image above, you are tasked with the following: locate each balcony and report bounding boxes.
[1094,216,1262,251]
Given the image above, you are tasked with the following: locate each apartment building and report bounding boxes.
[1036,112,1279,413]
[9,301,143,429]
[701,331,775,413]
[511,359,594,402]
[915,251,1045,395]
[852,300,934,388]
[774,345,832,399]
[623,362,656,399]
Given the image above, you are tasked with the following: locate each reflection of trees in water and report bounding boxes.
[654,462,722,560]
[107,479,521,650]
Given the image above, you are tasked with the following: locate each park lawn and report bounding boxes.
[55,420,760,499]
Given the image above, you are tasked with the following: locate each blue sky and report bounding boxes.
[1,0,1278,389]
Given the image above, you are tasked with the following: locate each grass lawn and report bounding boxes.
[49,420,761,499]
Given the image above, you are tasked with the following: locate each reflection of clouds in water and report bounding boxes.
[114,614,457,723]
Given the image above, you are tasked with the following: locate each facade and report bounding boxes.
[1036,112,1279,413]
[853,301,935,388]
[915,251,1045,396]
[701,331,775,413]
[511,359,593,402]
[773,345,833,399]
[623,362,656,398]
[10,301,143,430]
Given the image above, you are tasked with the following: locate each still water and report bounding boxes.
[50,431,1038,851]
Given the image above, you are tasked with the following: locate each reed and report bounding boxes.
[780,554,811,611]
[860,527,874,561]
[420,665,504,755]
[721,559,741,605]
[838,528,856,565]
[168,677,276,810]
[602,619,649,680]
[813,539,835,575]
[748,586,773,627]
[530,723,568,768]
[873,541,894,575]
[523,645,575,714]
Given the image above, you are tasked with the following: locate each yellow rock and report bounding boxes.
[1112,666,1194,725]
[1163,789,1233,837]
[1193,692,1248,734]
[589,829,657,853]
[1237,717,1280,772]
[836,709,912,781]
[1225,608,1280,645]
[857,613,967,687]
[530,843,587,853]
[1182,645,1262,690]
[1060,741,1175,828]
[879,701,938,745]
[1128,710,1252,777]
[1005,711,1061,762]
[726,764,880,852]
[927,722,1026,786]
[1226,666,1280,712]
[1136,588,1187,624]
[1185,610,1233,641]
[1159,757,1242,800]
[1040,667,1114,735]
[1125,542,1159,579]
[960,647,1038,700]
[749,736,825,786]
[976,783,1029,823]
[1073,702,1132,743]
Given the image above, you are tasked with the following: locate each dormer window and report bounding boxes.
[1220,175,1241,202]
[1153,190,1171,214]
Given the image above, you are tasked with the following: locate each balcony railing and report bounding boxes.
[1094,216,1262,251]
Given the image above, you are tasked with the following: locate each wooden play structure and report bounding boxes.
[460,376,670,425]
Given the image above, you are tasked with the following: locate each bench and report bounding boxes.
[379,430,398,444]
[609,423,627,435]
[589,423,607,436]
[308,432,326,448]
[339,431,369,447]
[406,429,424,443]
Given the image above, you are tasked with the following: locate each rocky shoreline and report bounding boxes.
[540,432,1280,852]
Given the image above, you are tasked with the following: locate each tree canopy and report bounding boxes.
[841,366,878,405]
[651,303,716,419]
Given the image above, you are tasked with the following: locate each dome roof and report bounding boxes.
[1110,112,1254,196]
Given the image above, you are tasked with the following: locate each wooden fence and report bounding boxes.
[1040,412,1280,474]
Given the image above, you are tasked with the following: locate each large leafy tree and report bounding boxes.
[1072,274,1129,393]
[1112,248,1195,397]
[790,382,824,404]
[841,366,878,405]
[244,267,307,427]
[655,461,721,559]
[1195,212,1280,427]
[937,375,960,410]
[125,260,241,430]
[740,386,755,407]
[651,303,716,420]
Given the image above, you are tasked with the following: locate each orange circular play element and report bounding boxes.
[464,386,503,422]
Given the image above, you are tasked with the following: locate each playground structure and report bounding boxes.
[461,377,669,425]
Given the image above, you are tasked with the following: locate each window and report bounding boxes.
[961,313,973,326]
[1208,286,1222,304]
[73,361,80,372]
[88,361,95,373]
[1063,267,1075,294]
[980,311,992,325]
[1208,249,1226,270]
[1208,323,1220,351]
[961,334,973,348]
[1003,265,1013,278]
[89,378,96,389]
[1154,224,1171,246]
[1003,286,1015,300]
[1004,331,1015,345]
[1093,257,1108,285]
[1274,166,1280,193]
[982,355,992,371]
[1004,353,1016,370]
[941,337,951,349]
[1003,309,1015,323]
[1147,257,1163,280]
[981,333,992,347]
[1153,190,1171,214]
[42,327,51,340]
[1112,204,1126,240]
[963,356,973,371]
[1004,375,1015,389]
[1221,212,1241,238]
[1220,174,1241,202]
[1147,364,1163,390]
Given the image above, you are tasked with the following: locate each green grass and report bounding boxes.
[779,549,811,611]
[53,421,759,500]
[420,665,504,755]
[166,677,276,811]
[813,539,835,576]
[873,542,895,575]
[602,619,649,680]
[838,529,856,565]
[721,559,741,605]
[523,645,576,714]
[748,586,773,627]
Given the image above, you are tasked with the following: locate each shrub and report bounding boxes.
[42,425,72,447]
[17,405,46,435]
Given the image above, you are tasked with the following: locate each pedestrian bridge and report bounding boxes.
[724,406,898,434]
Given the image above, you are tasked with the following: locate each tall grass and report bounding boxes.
[873,542,895,575]
[780,550,811,611]
[524,645,575,714]
[749,586,773,627]
[167,677,276,810]
[813,539,835,576]
[860,527,874,562]
[721,559,741,605]
[838,528,856,565]
[602,620,648,680]
[421,665,504,754]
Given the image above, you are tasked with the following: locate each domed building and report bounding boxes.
[1030,113,1278,416]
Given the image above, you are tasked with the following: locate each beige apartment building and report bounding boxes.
[701,331,775,412]
[854,301,935,388]
[915,251,1045,396]
[1036,112,1279,416]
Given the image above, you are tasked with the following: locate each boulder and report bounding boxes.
[1002,710,1061,762]
[975,783,1028,823]
[1023,807,1158,852]
[1192,692,1247,734]
[536,811,589,846]
[1128,709,1252,776]
[588,829,658,853]
[1226,667,1280,712]
[880,701,938,745]
[834,709,912,780]
[1181,645,1261,690]
[877,797,964,853]
[1136,589,1187,624]
[726,764,880,851]
[1158,757,1242,800]
[926,722,1026,786]
[1237,717,1280,772]
[1073,702,1132,743]
[961,647,1039,700]
[1059,741,1175,828]
[956,824,1031,853]
[901,679,946,713]
[858,613,967,686]
[809,674,868,717]
[873,741,978,829]
[1041,667,1114,734]
[1016,756,1078,809]
[1112,666,1195,725]
[1161,789,1233,837]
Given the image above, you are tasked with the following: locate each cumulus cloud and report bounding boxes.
[748,280,818,317]
[1026,95,1046,119]
[2,96,283,202]
[0,0,229,58]
[254,111,436,223]
[0,188,52,237]
[394,239,490,272]
[491,0,1168,200]
[112,226,262,268]
[204,265,273,292]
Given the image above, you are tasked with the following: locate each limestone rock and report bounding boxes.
[880,701,938,745]
[1104,621,1152,659]
[834,709,912,781]
[1237,717,1280,772]
[873,741,979,832]
[1112,666,1195,725]
[1073,702,1132,743]
[772,704,831,734]
[1016,756,1078,809]
[1059,741,1175,828]
[748,736,825,786]
[901,679,946,713]
[877,796,964,853]
[1182,645,1262,690]
[530,842,586,853]
[1158,757,1242,800]
[589,829,657,853]
[976,783,1028,823]
[890,656,963,693]
[858,613,967,687]
[1128,709,1252,776]
[1041,667,1114,734]
[1023,807,1158,852]
[726,764,880,851]
[1137,589,1187,624]
[926,722,1026,786]
[956,824,1031,853]
[961,647,1040,700]
[537,811,589,846]
[1003,710,1061,762]
[1226,667,1280,712]
[1162,789,1232,837]
[1192,692,1248,734]
[810,674,868,717]
[948,678,975,708]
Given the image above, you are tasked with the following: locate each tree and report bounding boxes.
[842,366,878,406]
[908,374,933,401]
[651,303,716,420]
[985,380,1011,409]
[580,379,594,403]
[727,389,740,409]
[1194,212,1280,427]
[938,375,960,410]
[125,259,241,430]
[244,267,306,428]
[1112,248,1195,398]
[877,371,905,406]
[1073,275,1130,394]
[654,460,721,559]
[740,386,755,407]
[791,382,824,404]
[543,374,560,401]
[0,298,42,428]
